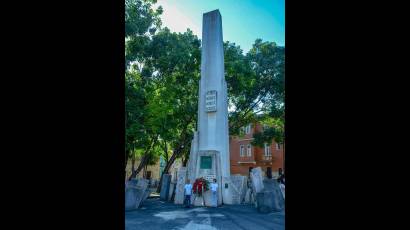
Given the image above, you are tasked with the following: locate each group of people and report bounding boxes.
[184,179,218,208]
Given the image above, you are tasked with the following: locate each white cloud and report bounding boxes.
[155,0,201,37]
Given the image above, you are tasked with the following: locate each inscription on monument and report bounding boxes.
[205,90,217,112]
[204,174,216,183]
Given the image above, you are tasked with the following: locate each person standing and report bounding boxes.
[184,179,193,208]
[277,168,285,199]
[210,179,218,207]
[279,181,285,199]
[277,168,285,185]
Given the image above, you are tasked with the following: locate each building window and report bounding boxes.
[264,143,271,156]
[240,145,245,157]
[244,124,251,134]
[276,143,281,150]
[240,124,251,135]
[146,171,152,180]
[247,144,252,156]
[266,167,272,179]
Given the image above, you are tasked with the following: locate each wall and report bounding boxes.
[125,157,184,184]
[125,157,161,181]
[230,122,284,178]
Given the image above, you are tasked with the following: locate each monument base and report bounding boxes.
[191,150,223,206]
[193,195,205,206]
[220,175,246,205]
[187,151,248,205]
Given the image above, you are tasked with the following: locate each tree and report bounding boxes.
[125,3,201,182]
[224,40,285,145]
[125,70,146,172]
[224,41,259,136]
[125,0,163,179]
[142,28,200,192]
[246,40,285,146]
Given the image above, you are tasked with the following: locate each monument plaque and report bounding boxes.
[205,90,217,112]
[200,156,212,169]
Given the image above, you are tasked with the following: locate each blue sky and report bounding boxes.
[155,0,285,53]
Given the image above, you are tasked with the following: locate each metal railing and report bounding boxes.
[262,155,272,161]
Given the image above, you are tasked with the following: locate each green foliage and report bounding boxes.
[247,40,285,145]
[125,0,162,164]
[146,145,161,165]
[125,0,162,37]
[125,71,146,159]
[251,116,284,147]
[247,39,285,119]
[143,28,200,153]
[224,39,285,144]
[125,0,163,67]
[125,0,201,173]
[224,42,258,136]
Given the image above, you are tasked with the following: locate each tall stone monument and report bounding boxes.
[188,9,233,206]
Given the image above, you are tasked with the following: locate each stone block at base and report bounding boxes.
[255,179,285,213]
[160,174,171,201]
[125,178,149,211]
[193,195,205,206]
[174,168,187,204]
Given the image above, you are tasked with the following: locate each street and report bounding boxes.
[125,198,285,230]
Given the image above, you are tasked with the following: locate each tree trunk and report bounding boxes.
[131,157,135,171]
[156,149,179,193]
[182,142,191,167]
[128,135,159,181]
[156,136,191,193]
[182,154,189,167]
[160,139,169,166]
[282,140,285,172]
[125,150,129,171]
[164,140,168,163]
[156,117,193,193]
[129,154,145,180]
[125,150,130,180]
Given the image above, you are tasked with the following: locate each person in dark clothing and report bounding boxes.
[277,168,285,185]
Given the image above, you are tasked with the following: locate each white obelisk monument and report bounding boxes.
[188,9,233,206]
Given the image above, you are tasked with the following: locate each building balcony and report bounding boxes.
[237,160,256,165]
[261,155,272,161]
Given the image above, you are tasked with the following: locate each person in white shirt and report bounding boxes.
[210,179,218,207]
[184,179,193,208]
[279,182,285,199]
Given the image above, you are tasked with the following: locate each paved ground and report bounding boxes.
[125,198,284,230]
